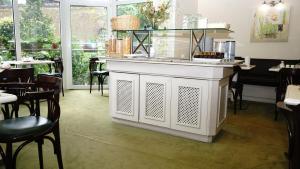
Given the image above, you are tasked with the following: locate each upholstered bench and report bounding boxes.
[239,58,299,87]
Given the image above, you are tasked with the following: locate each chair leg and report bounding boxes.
[89,75,93,94]
[239,91,243,110]
[3,104,10,119]
[29,100,35,116]
[100,76,104,96]
[53,127,64,169]
[12,102,19,118]
[233,92,238,114]
[239,85,244,110]
[98,75,102,91]
[5,143,13,169]
[274,105,279,121]
[61,78,64,97]
[37,140,44,169]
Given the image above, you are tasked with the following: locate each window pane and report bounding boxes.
[71,6,107,86]
[19,0,61,59]
[0,0,15,61]
[19,0,61,73]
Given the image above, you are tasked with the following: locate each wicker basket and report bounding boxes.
[111,15,140,30]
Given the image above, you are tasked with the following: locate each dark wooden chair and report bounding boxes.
[279,104,300,169]
[0,90,63,169]
[275,68,300,120]
[33,75,62,116]
[0,82,35,119]
[89,57,109,96]
[39,57,64,96]
[0,68,34,83]
[0,68,35,118]
[229,65,244,114]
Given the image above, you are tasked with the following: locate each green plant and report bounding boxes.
[20,0,55,44]
[0,17,15,60]
[18,0,60,74]
[138,0,170,29]
[0,0,11,5]
[117,3,148,29]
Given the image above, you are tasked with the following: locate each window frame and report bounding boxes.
[63,0,109,89]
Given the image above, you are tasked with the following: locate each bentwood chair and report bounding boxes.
[39,57,64,96]
[33,75,62,115]
[0,82,35,119]
[0,68,34,83]
[0,90,63,169]
[279,104,300,169]
[0,68,35,118]
[229,65,244,114]
[275,68,300,120]
[89,57,109,95]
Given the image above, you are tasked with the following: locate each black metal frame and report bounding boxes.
[191,30,206,57]
[131,30,151,57]
[124,29,208,60]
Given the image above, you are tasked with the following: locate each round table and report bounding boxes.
[0,93,17,104]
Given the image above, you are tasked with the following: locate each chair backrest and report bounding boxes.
[52,57,64,74]
[89,57,99,72]
[0,68,34,83]
[36,74,62,103]
[26,91,61,123]
[0,82,35,97]
[278,68,300,101]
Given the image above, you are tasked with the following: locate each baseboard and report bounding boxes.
[242,85,276,104]
[242,95,275,104]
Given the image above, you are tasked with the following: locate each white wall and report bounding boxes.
[198,0,300,103]
[198,0,300,59]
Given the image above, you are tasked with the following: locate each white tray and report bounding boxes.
[193,58,222,63]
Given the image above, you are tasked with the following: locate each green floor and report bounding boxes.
[1,90,288,169]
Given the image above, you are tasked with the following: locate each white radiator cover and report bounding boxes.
[108,59,233,143]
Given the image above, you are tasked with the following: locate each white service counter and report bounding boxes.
[107,58,235,143]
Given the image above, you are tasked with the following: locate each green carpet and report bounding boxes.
[0,90,288,169]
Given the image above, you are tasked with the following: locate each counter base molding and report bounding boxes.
[112,118,214,142]
[108,59,233,143]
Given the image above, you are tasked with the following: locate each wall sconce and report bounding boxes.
[262,0,283,7]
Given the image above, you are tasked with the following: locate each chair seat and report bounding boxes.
[91,70,109,75]
[0,116,52,142]
[277,101,292,111]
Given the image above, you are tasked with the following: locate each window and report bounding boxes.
[19,0,61,60]
[71,6,107,86]
[0,0,15,61]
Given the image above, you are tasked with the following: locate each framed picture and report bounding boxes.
[251,3,290,42]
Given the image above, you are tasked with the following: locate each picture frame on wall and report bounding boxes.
[250,3,290,42]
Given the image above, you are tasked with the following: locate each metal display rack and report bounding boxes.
[114,28,233,61]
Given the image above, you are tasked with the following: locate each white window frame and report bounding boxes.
[6,0,147,90]
[62,0,109,89]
